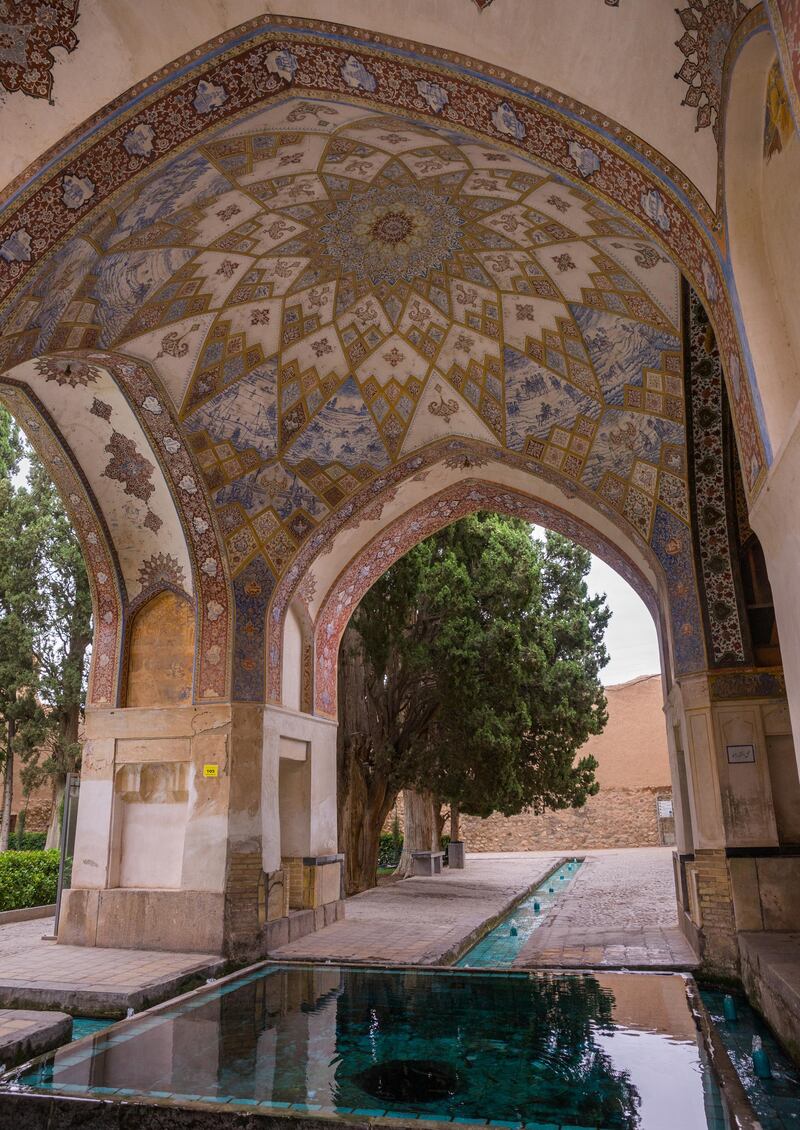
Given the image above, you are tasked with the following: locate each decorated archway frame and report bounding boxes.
[0,16,768,495]
[312,478,668,718]
[268,434,707,706]
[2,350,234,702]
[83,351,233,702]
[0,382,124,707]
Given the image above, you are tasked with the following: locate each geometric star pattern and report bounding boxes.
[2,97,686,588]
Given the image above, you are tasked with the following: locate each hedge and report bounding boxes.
[0,850,61,911]
[9,832,47,852]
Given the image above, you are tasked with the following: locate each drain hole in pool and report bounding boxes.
[354,1059,463,1102]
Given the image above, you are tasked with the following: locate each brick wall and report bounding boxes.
[458,787,673,851]
[8,756,54,833]
[387,674,674,850]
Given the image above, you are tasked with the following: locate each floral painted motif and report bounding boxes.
[416,79,449,114]
[674,0,747,140]
[34,355,99,387]
[265,47,298,83]
[61,173,95,210]
[193,79,227,114]
[341,54,376,92]
[321,183,463,285]
[0,0,80,101]
[568,142,601,178]
[491,102,526,141]
[123,123,156,159]
[685,287,747,666]
[137,552,187,596]
[102,429,155,504]
[764,60,794,161]
[0,228,31,263]
[640,188,670,232]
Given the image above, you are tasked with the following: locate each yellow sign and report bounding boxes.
[203,763,219,778]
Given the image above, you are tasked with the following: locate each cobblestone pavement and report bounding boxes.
[0,916,222,1015]
[513,846,698,969]
[272,852,565,965]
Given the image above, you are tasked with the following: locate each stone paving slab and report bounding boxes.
[514,846,698,969]
[271,852,565,965]
[0,1009,72,1069]
[0,917,224,1017]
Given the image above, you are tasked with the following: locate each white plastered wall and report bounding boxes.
[261,705,337,873]
[727,33,800,774]
[725,29,800,459]
[281,605,304,714]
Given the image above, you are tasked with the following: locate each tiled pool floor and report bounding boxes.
[701,988,800,1130]
[455,861,581,967]
[4,963,733,1130]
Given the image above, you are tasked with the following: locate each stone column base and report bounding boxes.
[263,897,345,952]
[58,888,225,953]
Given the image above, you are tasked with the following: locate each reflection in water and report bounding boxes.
[12,966,723,1129]
[354,1059,463,1102]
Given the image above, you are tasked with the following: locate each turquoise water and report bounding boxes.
[70,1017,115,1042]
[456,860,582,968]
[6,963,729,1129]
[701,989,800,1130]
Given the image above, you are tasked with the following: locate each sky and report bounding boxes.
[532,526,661,686]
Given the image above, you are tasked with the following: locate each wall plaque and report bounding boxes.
[726,744,756,764]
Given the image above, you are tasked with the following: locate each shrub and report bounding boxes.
[9,832,48,852]
[0,850,61,911]
[378,831,403,868]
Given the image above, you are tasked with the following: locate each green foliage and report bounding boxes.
[0,849,61,910]
[0,406,91,844]
[9,831,47,852]
[378,831,403,868]
[349,514,609,823]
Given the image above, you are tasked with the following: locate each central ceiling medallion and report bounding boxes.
[322,184,463,284]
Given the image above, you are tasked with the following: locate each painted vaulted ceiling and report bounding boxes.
[2,96,687,586]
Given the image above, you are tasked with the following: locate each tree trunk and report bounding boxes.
[0,720,14,852]
[394,788,438,878]
[339,742,397,895]
[450,803,461,842]
[45,775,66,851]
[337,625,398,895]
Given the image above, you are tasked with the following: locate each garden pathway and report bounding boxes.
[273,847,697,970]
[0,916,223,1016]
[513,846,698,969]
[271,851,566,965]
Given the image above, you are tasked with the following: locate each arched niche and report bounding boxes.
[124,589,195,708]
[281,600,314,715]
[725,29,800,458]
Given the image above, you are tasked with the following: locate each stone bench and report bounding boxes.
[411,851,444,877]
